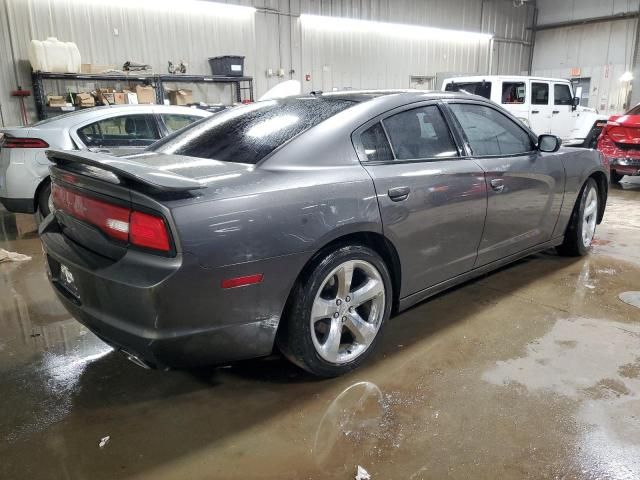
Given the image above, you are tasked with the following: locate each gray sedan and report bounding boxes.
[39,91,609,377]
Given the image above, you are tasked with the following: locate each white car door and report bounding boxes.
[550,82,575,142]
[528,81,553,135]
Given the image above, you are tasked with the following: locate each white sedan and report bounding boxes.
[0,104,211,216]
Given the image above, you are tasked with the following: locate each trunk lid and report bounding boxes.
[604,114,640,146]
[45,149,251,260]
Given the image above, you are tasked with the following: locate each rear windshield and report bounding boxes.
[445,82,492,99]
[626,104,640,115]
[150,98,356,164]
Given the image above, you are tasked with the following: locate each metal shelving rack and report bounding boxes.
[31,71,254,120]
[157,74,254,104]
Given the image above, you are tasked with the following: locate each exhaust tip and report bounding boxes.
[121,350,153,369]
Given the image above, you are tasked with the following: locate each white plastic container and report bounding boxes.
[28,37,81,73]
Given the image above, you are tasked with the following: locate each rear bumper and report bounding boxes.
[609,158,640,176]
[0,156,43,211]
[0,196,35,213]
[39,215,302,368]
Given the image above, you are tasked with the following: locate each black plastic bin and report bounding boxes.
[208,56,245,77]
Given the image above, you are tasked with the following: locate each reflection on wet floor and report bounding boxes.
[1,178,640,479]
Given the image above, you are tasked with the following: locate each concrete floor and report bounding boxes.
[1,179,640,480]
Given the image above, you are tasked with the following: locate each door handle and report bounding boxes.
[532,110,540,114]
[552,110,560,114]
[490,178,505,193]
[388,186,410,202]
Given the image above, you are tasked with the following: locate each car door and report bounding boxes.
[353,102,487,297]
[529,81,552,135]
[74,114,161,154]
[550,82,575,141]
[445,101,564,266]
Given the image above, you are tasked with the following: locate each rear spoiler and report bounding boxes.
[46,149,205,192]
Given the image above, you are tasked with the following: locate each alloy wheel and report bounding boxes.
[310,260,385,364]
[582,185,598,248]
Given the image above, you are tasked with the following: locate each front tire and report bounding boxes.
[556,178,599,257]
[277,245,392,377]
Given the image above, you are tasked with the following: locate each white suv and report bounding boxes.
[442,75,607,148]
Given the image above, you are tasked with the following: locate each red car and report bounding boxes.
[597,104,640,183]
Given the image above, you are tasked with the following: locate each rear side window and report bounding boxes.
[554,84,573,106]
[531,83,549,105]
[445,82,492,99]
[77,114,160,148]
[360,123,393,162]
[152,98,355,164]
[383,105,458,160]
[501,82,526,104]
[161,114,203,133]
[449,103,534,156]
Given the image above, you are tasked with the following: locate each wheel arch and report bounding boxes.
[279,231,402,329]
[33,175,51,213]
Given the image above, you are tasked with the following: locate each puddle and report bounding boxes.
[483,317,640,477]
[619,291,640,309]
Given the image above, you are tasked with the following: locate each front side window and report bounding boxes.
[444,82,492,100]
[382,105,458,160]
[152,98,355,164]
[449,103,534,156]
[501,82,526,104]
[360,123,393,162]
[161,114,203,133]
[531,83,549,105]
[554,84,573,106]
[77,115,160,148]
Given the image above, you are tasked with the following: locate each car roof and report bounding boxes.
[281,89,482,105]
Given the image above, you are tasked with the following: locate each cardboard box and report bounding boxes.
[135,85,155,104]
[113,92,126,104]
[125,91,138,104]
[81,64,116,74]
[96,88,116,105]
[47,95,66,107]
[167,88,193,106]
[75,92,95,107]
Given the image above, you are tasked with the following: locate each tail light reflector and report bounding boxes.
[51,183,170,252]
[1,135,49,148]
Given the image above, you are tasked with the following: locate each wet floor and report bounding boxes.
[1,179,640,480]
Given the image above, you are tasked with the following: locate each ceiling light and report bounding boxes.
[300,14,493,42]
[64,0,256,16]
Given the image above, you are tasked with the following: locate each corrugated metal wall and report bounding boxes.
[532,0,640,115]
[536,0,640,26]
[0,0,534,127]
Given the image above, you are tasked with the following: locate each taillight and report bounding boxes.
[1,135,49,148]
[51,183,171,253]
[130,211,170,251]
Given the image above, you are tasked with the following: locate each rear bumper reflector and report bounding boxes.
[221,274,264,289]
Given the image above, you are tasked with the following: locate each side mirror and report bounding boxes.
[538,134,561,153]
[572,96,580,110]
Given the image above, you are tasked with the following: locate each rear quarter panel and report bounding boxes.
[551,147,608,238]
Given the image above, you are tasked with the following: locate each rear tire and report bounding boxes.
[277,244,392,377]
[37,181,53,218]
[611,171,624,184]
[556,178,599,257]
